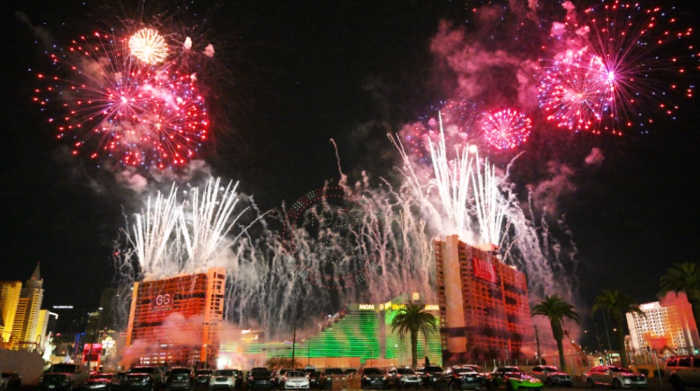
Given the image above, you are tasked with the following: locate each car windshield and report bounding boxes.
[215,370,235,376]
[170,368,190,374]
[500,367,520,372]
[456,369,474,375]
[397,368,414,375]
[364,368,382,375]
[196,370,212,375]
[252,368,270,375]
[127,375,149,381]
[287,371,306,377]
[426,366,443,373]
[43,374,68,384]
[50,364,78,373]
[610,367,628,372]
[325,368,342,374]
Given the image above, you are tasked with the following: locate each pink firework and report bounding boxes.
[480,108,533,150]
[538,47,614,134]
[545,0,697,135]
[33,31,209,169]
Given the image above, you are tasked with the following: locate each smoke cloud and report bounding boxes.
[584,147,605,166]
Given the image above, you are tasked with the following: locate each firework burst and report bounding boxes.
[33,31,209,169]
[538,47,614,133]
[128,28,169,65]
[480,108,533,150]
[544,0,697,134]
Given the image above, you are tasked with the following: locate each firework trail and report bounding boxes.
[127,184,182,278]
[33,29,209,169]
[180,178,250,269]
[392,113,511,248]
[121,177,250,280]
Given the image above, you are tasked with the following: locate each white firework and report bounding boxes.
[128,184,182,278]
[180,177,249,269]
[391,112,510,248]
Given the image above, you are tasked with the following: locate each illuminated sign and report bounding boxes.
[472,257,496,283]
[424,304,439,311]
[358,304,375,310]
[52,305,74,309]
[151,293,172,311]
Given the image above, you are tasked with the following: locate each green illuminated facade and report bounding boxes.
[245,296,442,367]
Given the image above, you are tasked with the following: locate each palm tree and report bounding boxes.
[391,302,437,368]
[659,261,700,322]
[592,289,641,368]
[532,295,580,371]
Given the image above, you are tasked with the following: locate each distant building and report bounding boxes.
[125,268,226,366]
[626,292,700,355]
[9,263,45,351]
[0,281,22,345]
[434,235,534,364]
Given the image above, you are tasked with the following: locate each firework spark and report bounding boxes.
[34,31,209,169]
[480,108,533,150]
[129,28,169,65]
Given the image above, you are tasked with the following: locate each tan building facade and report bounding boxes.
[0,281,22,344]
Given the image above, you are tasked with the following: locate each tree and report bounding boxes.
[592,289,641,368]
[659,261,700,322]
[532,295,580,372]
[391,303,437,368]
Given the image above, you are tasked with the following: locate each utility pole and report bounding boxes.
[534,326,542,364]
[291,322,297,369]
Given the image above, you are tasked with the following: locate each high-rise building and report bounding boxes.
[626,292,700,355]
[0,281,22,344]
[434,235,534,364]
[9,263,44,350]
[125,268,226,366]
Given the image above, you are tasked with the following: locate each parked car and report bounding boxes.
[164,367,193,390]
[394,367,422,388]
[282,370,310,390]
[0,372,21,390]
[323,368,345,388]
[422,366,444,388]
[80,372,116,390]
[128,366,163,389]
[666,355,700,391]
[442,366,481,390]
[195,369,212,387]
[530,366,572,387]
[583,366,647,389]
[489,366,542,391]
[247,367,274,391]
[209,369,240,390]
[304,369,330,389]
[361,367,388,389]
[40,373,73,391]
[123,373,156,390]
[47,363,90,389]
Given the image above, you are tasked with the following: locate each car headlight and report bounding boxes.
[623,378,631,384]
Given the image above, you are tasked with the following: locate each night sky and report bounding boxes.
[8,1,699,342]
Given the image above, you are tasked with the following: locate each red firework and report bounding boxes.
[33,31,209,169]
[480,108,533,150]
